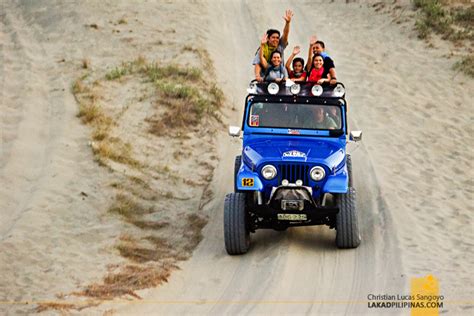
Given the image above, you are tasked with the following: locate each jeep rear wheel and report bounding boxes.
[234,155,242,192]
[335,188,361,248]
[224,192,250,255]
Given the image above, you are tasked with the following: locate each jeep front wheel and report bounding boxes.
[224,192,250,255]
[234,155,242,192]
[335,188,361,248]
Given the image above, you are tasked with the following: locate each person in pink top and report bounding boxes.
[306,54,331,84]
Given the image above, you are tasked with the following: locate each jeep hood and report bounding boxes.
[243,137,345,170]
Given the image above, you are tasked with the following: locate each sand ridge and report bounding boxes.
[0,0,473,315]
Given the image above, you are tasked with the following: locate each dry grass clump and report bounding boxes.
[108,193,153,219]
[453,54,474,77]
[35,302,76,313]
[72,79,90,95]
[147,79,222,135]
[74,77,144,168]
[91,138,141,168]
[108,193,169,230]
[413,0,473,41]
[105,66,128,80]
[116,235,173,263]
[78,263,177,300]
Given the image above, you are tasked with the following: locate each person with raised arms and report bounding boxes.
[253,9,294,82]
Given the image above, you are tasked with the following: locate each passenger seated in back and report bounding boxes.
[306,36,337,85]
[285,46,307,82]
[252,10,294,82]
[260,50,288,83]
[306,54,331,84]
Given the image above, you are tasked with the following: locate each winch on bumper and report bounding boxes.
[252,182,339,229]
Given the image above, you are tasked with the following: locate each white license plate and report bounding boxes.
[277,214,307,221]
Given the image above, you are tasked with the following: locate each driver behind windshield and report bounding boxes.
[301,105,337,130]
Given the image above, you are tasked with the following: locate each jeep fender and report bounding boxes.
[235,162,263,191]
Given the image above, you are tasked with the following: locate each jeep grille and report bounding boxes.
[277,164,310,185]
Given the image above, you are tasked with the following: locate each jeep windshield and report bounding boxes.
[248,102,343,131]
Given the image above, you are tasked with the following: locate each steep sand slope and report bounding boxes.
[1,0,472,315]
[110,1,473,315]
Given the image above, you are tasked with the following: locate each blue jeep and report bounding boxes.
[224,82,362,255]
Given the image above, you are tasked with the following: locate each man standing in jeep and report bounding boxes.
[253,9,294,82]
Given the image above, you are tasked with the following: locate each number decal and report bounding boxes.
[241,178,254,187]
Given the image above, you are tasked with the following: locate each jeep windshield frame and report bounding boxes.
[243,95,347,137]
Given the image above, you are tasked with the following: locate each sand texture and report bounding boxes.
[1,0,473,315]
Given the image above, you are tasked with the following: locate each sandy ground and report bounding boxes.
[1,0,473,315]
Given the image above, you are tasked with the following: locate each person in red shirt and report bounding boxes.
[306,54,331,84]
[285,46,307,82]
[306,36,337,85]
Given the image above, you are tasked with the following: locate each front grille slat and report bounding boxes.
[277,163,309,185]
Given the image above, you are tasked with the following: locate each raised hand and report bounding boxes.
[292,46,301,55]
[283,9,294,23]
[310,35,317,46]
[261,33,268,45]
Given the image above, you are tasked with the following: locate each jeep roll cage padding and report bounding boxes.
[243,82,348,135]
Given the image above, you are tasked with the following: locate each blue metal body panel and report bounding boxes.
[236,96,350,198]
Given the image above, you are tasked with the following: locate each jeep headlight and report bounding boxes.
[310,166,325,181]
[261,165,277,180]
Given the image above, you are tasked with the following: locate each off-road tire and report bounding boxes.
[336,188,361,248]
[234,155,242,192]
[224,192,250,255]
[346,154,353,187]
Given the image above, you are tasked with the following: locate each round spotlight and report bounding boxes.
[290,84,301,95]
[334,84,345,97]
[310,166,326,181]
[281,179,289,186]
[247,82,257,94]
[295,179,303,186]
[267,82,280,95]
[311,85,323,96]
[261,164,277,180]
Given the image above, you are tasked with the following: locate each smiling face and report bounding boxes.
[271,52,282,67]
[313,56,324,69]
[312,43,324,54]
[293,60,303,73]
[268,33,280,48]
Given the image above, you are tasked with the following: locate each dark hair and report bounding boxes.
[266,29,281,38]
[269,50,282,66]
[315,40,325,49]
[293,57,304,67]
[312,53,324,67]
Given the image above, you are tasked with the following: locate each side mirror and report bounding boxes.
[228,126,241,137]
[350,130,362,142]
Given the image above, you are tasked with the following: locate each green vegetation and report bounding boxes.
[413,0,473,41]
[453,55,474,77]
[105,66,128,80]
[413,1,474,77]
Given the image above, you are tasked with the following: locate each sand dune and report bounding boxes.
[1,0,472,315]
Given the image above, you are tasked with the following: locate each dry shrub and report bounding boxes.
[131,220,169,230]
[35,302,76,313]
[117,236,173,263]
[72,79,90,94]
[183,213,207,252]
[108,193,152,219]
[453,54,474,77]
[78,264,177,300]
[91,139,141,168]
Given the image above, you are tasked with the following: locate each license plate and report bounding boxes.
[277,214,307,221]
